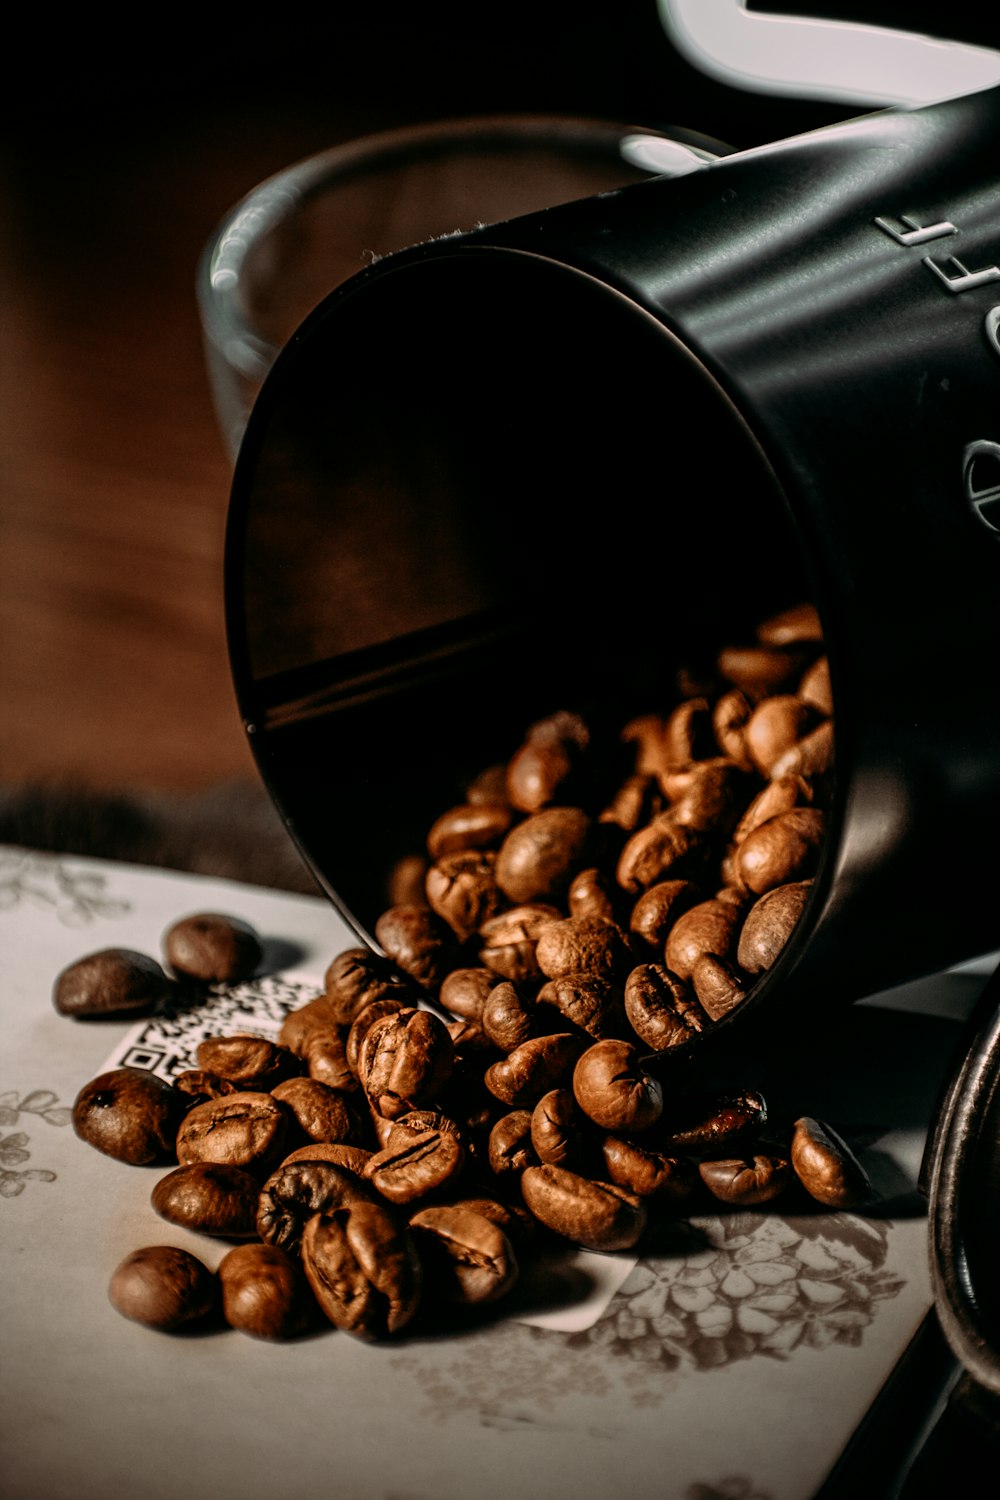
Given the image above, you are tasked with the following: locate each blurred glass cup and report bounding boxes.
[196,113,722,462]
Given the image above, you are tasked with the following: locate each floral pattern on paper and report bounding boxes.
[0,850,131,927]
[0,1089,72,1198]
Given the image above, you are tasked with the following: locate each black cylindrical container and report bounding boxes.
[225,87,1000,1076]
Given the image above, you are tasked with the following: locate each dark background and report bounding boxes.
[1,2,996,887]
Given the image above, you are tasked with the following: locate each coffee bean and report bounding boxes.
[425,848,503,943]
[664,896,746,981]
[494,806,593,906]
[278,994,343,1057]
[520,1164,647,1252]
[481,980,539,1052]
[426,801,515,861]
[616,815,707,894]
[536,972,627,1042]
[323,946,417,1024]
[257,1158,375,1252]
[195,1034,299,1091]
[534,915,630,982]
[743,696,819,778]
[270,1076,367,1147]
[698,1153,791,1205]
[690,954,750,1020]
[364,1124,466,1204]
[163,913,262,984]
[73,1067,184,1165]
[530,1088,589,1169]
[345,999,408,1076]
[53,948,171,1019]
[175,1092,288,1174]
[408,1205,519,1303]
[799,655,833,715]
[358,1008,454,1120]
[300,1201,422,1339]
[478,904,562,981]
[656,1088,768,1159]
[438,966,496,1021]
[736,808,825,894]
[374,906,458,993]
[737,880,814,974]
[600,1136,699,1203]
[624,964,707,1050]
[567,866,620,923]
[151,1162,259,1237]
[108,1245,217,1330]
[218,1242,318,1340]
[484,1032,582,1107]
[572,1039,663,1132]
[487,1109,537,1175]
[790,1116,873,1208]
[628,879,702,951]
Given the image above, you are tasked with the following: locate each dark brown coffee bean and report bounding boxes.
[323,946,417,1024]
[624,964,707,1050]
[487,1109,537,1175]
[73,1067,184,1165]
[520,1164,647,1252]
[567,866,620,923]
[364,1125,465,1204]
[669,758,758,839]
[790,1116,873,1208]
[731,773,814,847]
[278,994,343,1058]
[534,915,630,982]
[175,1092,287,1174]
[465,763,510,804]
[505,710,591,814]
[481,980,539,1052]
[358,1008,454,1120]
[737,880,814,974]
[387,853,431,907]
[302,1024,360,1094]
[656,1088,768,1159]
[799,655,833,715]
[163,913,262,984]
[279,1143,374,1175]
[599,772,665,832]
[744,696,820,778]
[300,1201,422,1339]
[712,688,755,769]
[530,1088,589,1169]
[271,1076,367,1147]
[445,1017,494,1058]
[600,1136,699,1203]
[218,1242,318,1340]
[108,1245,217,1331]
[536,972,627,1041]
[151,1162,259,1237]
[195,1034,299,1091]
[628,879,702,951]
[438,967,496,1021]
[616,815,708,894]
[699,1153,791,1205]
[425,849,503,943]
[257,1158,374,1251]
[690,954,750,1020]
[756,602,823,645]
[664,896,745,981]
[484,1032,581,1107]
[174,1069,239,1104]
[478,904,562,981]
[426,802,515,861]
[446,1196,538,1256]
[53,947,171,1019]
[408,1205,519,1303]
[572,1039,663,1132]
[373,906,458,993]
[345,999,408,1076]
[769,718,835,782]
[736,808,825,895]
[494,806,592,905]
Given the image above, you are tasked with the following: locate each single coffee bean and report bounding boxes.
[464,763,510,804]
[662,697,716,767]
[487,1109,537,1175]
[494,806,593,905]
[790,1116,873,1208]
[628,879,702,951]
[300,1201,423,1339]
[731,773,814,847]
[364,1126,466,1204]
[664,896,745,981]
[716,642,813,697]
[623,964,707,1050]
[438,967,496,1021]
[278,994,343,1057]
[799,654,833,715]
[655,1088,768,1159]
[73,1067,184,1165]
[151,1162,260,1237]
[505,710,591,814]
[737,880,813,974]
[712,688,755,769]
[425,848,503,943]
[769,718,835,782]
[484,1032,582,1107]
[409,1205,519,1303]
[345,998,408,1076]
[53,947,171,1019]
[571,1039,663,1133]
[446,1195,538,1256]
[567,866,620,923]
[387,853,432,908]
[374,906,458,993]
[481,980,540,1052]
[195,1034,299,1091]
[616,815,707,894]
[520,1164,647,1252]
[108,1245,217,1330]
[163,913,262,984]
[445,1016,494,1058]
[426,801,515,861]
[257,1158,375,1251]
[530,1088,589,1169]
[536,972,627,1042]
[175,1092,288,1174]
[599,772,664,832]
[478,904,562,981]
[620,714,671,778]
[304,1026,360,1094]
[218,1242,318,1340]
[323,946,417,1024]
[358,1008,454,1120]
[534,915,630,982]
[271,1076,367,1147]
[698,1153,791,1205]
[600,1136,699,1203]
[690,954,750,1020]
[669,758,758,840]
[756,601,823,645]
[279,1142,374,1175]
[743,696,819,778]
[736,808,825,895]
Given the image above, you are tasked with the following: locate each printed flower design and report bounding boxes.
[0,1090,71,1197]
[0,851,132,926]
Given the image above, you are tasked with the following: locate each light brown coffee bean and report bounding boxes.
[712,688,755,769]
[478,904,562,981]
[481,980,539,1052]
[218,1242,318,1340]
[520,1164,647,1252]
[505,710,591,814]
[304,1027,360,1094]
[536,972,627,1041]
[364,1126,465,1204]
[769,718,835,781]
[790,1116,873,1208]
[53,948,171,1019]
[426,802,515,861]
[358,1007,454,1120]
[409,1205,519,1303]
[173,1069,239,1104]
[271,1076,367,1147]
[799,655,833,715]
[163,913,262,984]
[175,1092,287,1174]
[438,967,496,1021]
[736,808,825,894]
[572,1039,663,1132]
[425,849,503,943]
[73,1067,184,1165]
[278,994,343,1057]
[731,773,814,846]
[756,601,823,645]
[623,964,707,1050]
[195,1034,298,1091]
[373,907,458,993]
[616,814,708,894]
[494,806,592,905]
[279,1143,374,1175]
[324,946,418,1023]
[387,853,431,908]
[628,879,702,951]
[743,696,819,778]
[698,1153,791,1205]
[599,772,664,832]
[690,954,750,1020]
[567,867,620,923]
[669,758,758,840]
[600,1136,699,1202]
[484,1032,581,1107]
[662,697,715,766]
[108,1246,217,1331]
[716,642,813,697]
[150,1162,259,1237]
[300,1201,422,1339]
[530,1088,589,1169]
[664,896,745,981]
[534,915,630,982]
[737,880,814,973]
[487,1109,538,1175]
[345,999,408,1076]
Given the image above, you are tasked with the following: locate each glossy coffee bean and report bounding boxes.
[426,801,515,861]
[323,946,417,1024]
[163,913,262,984]
[624,964,707,1050]
[218,1242,318,1340]
[505,710,591,814]
[175,1092,288,1174]
[257,1158,374,1252]
[300,1200,422,1339]
[572,1040,663,1132]
[108,1245,217,1330]
[698,1153,791,1205]
[494,806,593,905]
[358,1008,454,1121]
[408,1204,519,1303]
[373,906,458,993]
[53,947,171,1019]
[520,1164,647,1252]
[271,1076,367,1147]
[425,848,502,943]
[484,1032,581,1107]
[487,1109,537,1176]
[737,880,813,974]
[364,1124,466,1204]
[600,1136,699,1203]
[73,1067,184,1165]
[151,1162,259,1237]
[656,1088,768,1159]
[790,1116,873,1208]
[195,1034,298,1091]
[478,904,562,981]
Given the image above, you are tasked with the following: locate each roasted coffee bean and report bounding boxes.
[445,1017,494,1057]
[698,1153,791,1205]
[620,714,671,778]
[520,1164,647,1252]
[530,1088,589,1169]
[425,848,503,943]
[599,772,664,832]
[271,1076,367,1147]
[279,1142,374,1175]
[278,994,343,1057]
[624,964,707,1050]
[534,915,630,982]
[712,688,755,769]
[487,1109,537,1175]
[664,896,746,981]
[616,815,707,894]
[300,1201,422,1339]
[484,1032,581,1107]
[790,1116,873,1208]
[73,1067,184,1165]
[364,1125,466,1204]
[505,711,591,815]
[600,1136,699,1203]
[662,697,716,767]
[736,808,825,894]
[358,1007,454,1121]
[173,1069,239,1103]
[481,980,539,1052]
[108,1245,217,1331]
[447,1195,538,1256]
[151,1162,259,1237]
[345,999,408,1076]
[426,801,515,861]
[572,1039,663,1132]
[257,1158,374,1252]
[769,718,835,781]
[536,972,627,1041]
[628,879,702,951]
[799,655,833,716]
[757,601,823,645]
[669,758,758,840]
[743,696,820,778]
[163,913,262,984]
[656,1088,768,1159]
[304,1026,360,1094]
[567,866,621,923]
[53,947,171,1019]
[439,967,496,1021]
[691,954,750,1020]
[465,763,510,805]
[478,904,562,981]
[373,906,458,993]
[323,946,417,1024]
[195,1034,298,1091]
[731,773,814,847]
[218,1242,318,1340]
[408,1205,519,1304]
[387,853,432,908]
[175,1092,287,1174]
[717,642,813,698]
[494,806,592,905]
[737,880,813,974]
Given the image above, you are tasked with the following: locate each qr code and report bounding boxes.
[100,975,320,1082]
